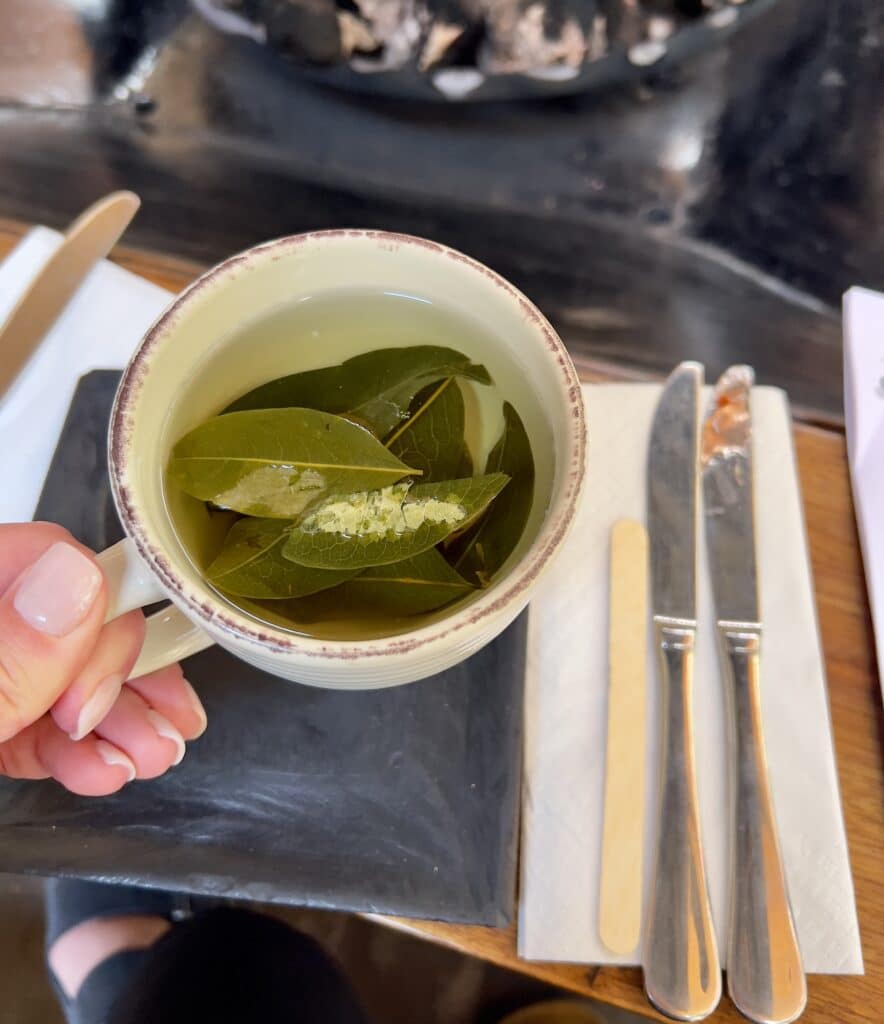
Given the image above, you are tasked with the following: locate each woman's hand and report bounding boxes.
[0,522,206,796]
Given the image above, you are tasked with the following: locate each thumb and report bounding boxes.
[0,536,107,743]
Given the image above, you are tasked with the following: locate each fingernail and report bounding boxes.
[183,680,207,737]
[95,740,136,782]
[70,674,123,742]
[14,543,102,637]
[147,710,186,766]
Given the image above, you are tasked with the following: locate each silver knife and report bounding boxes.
[701,366,807,1024]
[0,191,140,401]
[644,361,722,1021]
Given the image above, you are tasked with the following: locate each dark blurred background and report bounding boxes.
[0,0,881,418]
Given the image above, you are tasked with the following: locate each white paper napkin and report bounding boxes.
[843,286,884,699]
[519,384,863,974]
[0,227,172,523]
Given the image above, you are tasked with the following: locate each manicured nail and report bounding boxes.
[14,543,102,637]
[147,710,186,766]
[70,674,123,742]
[95,740,136,782]
[183,680,207,737]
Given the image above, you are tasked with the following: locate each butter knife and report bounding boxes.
[644,362,722,1021]
[0,191,140,401]
[702,366,807,1024]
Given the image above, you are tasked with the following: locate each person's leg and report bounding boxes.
[44,879,180,1024]
[48,916,170,998]
[108,906,369,1024]
[45,881,369,1024]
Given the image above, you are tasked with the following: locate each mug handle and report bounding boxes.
[96,539,214,678]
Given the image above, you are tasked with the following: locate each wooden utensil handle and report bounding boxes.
[599,519,648,956]
[721,625,807,1024]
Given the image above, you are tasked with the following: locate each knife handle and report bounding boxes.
[644,618,722,1021]
[720,626,806,1024]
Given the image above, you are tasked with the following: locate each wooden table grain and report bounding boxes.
[2,221,881,1023]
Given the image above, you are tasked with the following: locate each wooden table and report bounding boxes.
[2,221,881,1023]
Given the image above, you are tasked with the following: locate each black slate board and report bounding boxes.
[0,372,525,925]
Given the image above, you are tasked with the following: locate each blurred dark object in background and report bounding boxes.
[0,0,881,421]
[188,0,770,101]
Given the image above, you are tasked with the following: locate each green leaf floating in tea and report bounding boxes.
[283,474,509,571]
[240,546,475,625]
[225,346,491,438]
[331,548,474,616]
[166,344,536,634]
[450,402,535,586]
[205,518,356,599]
[385,378,467,482]
[168,408,417,518]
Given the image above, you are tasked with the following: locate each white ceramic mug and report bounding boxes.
[98,230,586,690]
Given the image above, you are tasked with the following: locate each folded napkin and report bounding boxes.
[0,228,171,523]
[520,383,863,974]
[843,286,884,699]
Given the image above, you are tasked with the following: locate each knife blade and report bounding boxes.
[702,366,806,1024]
[643,361,722,1022]
[0,191,140,401]
[648,362,701,622]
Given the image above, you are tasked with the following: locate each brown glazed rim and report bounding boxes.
[109,229,587,661]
